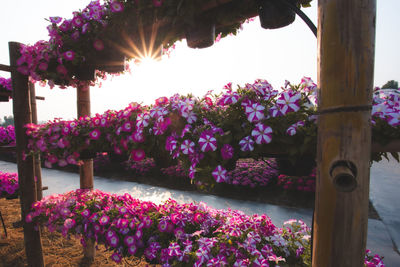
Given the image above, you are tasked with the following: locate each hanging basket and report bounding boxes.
[74,64,96,81]
[94,49,126,74]
[79,149,96,160]
[276,156,315,176]
[258,0,296,29]
[185,23,215,49]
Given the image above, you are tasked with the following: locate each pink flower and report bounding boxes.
[286,121,305,136]
[251,123,272,144]
[165,136,177,151]
[155,96,168,106]
[89,129,100,140]
[131,130,145,143]
[198,132,217,152]
[64,218,75,229]
[245,102,265,123]
[212,165,228,183]
[93,39,104,51]
[111,252,122,263]
[276,91,301,115]
[110,1,124,12]
[181,140,195,155]
[72,15,83,28]
[221,144,234,160]
[153,0,164,7]
[122,121,133,132]
[131,148,145,161]
[56,65,68,77]
[49,16,62,24]
[63,51,75,61]
[239,136,254,151]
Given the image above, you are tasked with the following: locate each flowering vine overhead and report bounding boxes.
[15,0,313,88]
[25,77,400,186]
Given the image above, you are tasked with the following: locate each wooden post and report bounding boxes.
[313,1,376,266]
[9,42,44,267]
[77,82,95,259]
[29,82,43,200]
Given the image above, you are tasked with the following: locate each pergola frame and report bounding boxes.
[3,0,379,266]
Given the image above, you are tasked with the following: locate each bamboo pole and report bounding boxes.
[77,82,95,260]
[29,82,43,201]
[9,42,44,267]
[313,1,376,266]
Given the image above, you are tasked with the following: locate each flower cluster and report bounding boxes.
[0,77,12,91]
[0,125,16,146]
[27,189,384,266]
[26,78,319,186]
[125,157,156,175]
[277,169,316,192]
[14,0,314,88]
[0,171,19,198]
[25,78,400,186]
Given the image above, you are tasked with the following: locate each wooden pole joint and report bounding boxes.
[329,160,357,192]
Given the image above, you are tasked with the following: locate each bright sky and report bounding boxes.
[0,1,399,122]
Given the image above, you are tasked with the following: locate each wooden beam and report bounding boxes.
[0,64,12,72]
[9,41,44,267]
[77,82,95,260]
[0,145,16,152]
[313,1,376,266]
[29,82,43,201]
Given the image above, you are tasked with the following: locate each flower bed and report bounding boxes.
[0,126,15,147]
[27,189,384,266]
[26,78,400,187]
[0,171,19,199]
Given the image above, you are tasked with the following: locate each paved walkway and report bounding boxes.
[1,160,399,266]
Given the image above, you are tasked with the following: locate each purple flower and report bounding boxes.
[198,131,217,152]
[239,136,255,152]
[245,102,265,123]
[110,1,124,12]
[212,165,228,183]
[181,140,195,155]
[251,123,272,144]
[276,91,301,115]
[168,242,182,257]
[221,144,234,160]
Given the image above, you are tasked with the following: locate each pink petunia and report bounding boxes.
[110,1,124,12]
[212,165,228,183]
[221,144,234,160]
[93,39,104,51]
[251,123,272,144]
[89,129,100,140]
[245,102,265,123]
[239,136,255,151]
[131,148,145,161]
[63,51,75,61]
[181,140,195,155]
[198,132,217,152]
[276,91,301,115]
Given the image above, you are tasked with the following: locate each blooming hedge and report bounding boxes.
[0,125,16,146]
[26,189,384,266]
[25,78,400,186]
[15,0,313,88]
[0,171,19,199]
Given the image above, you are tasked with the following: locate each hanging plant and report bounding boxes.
[257,0,297,29]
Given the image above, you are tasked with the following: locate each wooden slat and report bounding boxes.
[0,91,12,97]
[0,64,12,72]
[9,41,45,267]
[0,145,16,153]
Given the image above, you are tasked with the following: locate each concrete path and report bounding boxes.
[1,160,399,266]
